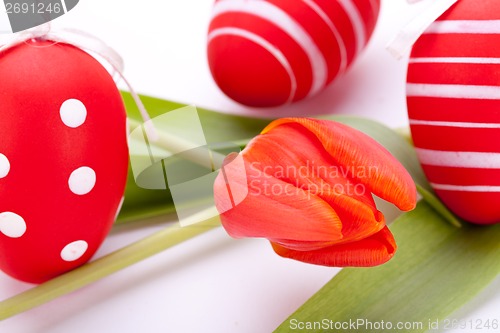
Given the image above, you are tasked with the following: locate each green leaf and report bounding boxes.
[116,165,176,224]
[117,92,271,224]
[122,92,270,143]
[416,184,462,228]
[0,216,221,320]
[274,201,500,333]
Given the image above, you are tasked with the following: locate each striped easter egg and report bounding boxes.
[407,0,500,224]
[207,0,380,107]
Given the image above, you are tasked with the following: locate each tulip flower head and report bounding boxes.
[214,118,417,267]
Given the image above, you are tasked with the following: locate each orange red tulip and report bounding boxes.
[214,118,416,267]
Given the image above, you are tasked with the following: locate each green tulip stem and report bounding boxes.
[0,216,221,321]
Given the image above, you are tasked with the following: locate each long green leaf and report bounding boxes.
[0,217,221,320]
[122,92,270,142]
[117,93,271,224]
[116,166,176,224]
[274,201,500,333]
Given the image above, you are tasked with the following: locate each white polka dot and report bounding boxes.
[0,212,27,238]
[60,240,88,261]
[60,99,87,128]
[69,167,96,195]
[0,154,10,178]
[114,197,125,221]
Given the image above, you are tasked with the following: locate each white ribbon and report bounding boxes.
[387,0,460,59]
[0,24,158,140]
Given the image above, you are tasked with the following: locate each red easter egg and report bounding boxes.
[0,40,128,283]
[207,0,380,107]
[407,0,500,224]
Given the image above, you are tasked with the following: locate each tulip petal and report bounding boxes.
[262,118,417,211]
[243,122,387,242]
[214,156,344,242]
[269,239,337,252]
[271,226,397,267]
[323,193,386,243]
[269,194,386,251]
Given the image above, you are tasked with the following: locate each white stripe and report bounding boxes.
[431,183,500,192]
[425,20,500,34]
[208,28,297,104]
[212,0,327,98]
[410,120,500,129]
[410,57,500,64]
[303,0,347,73]
[337,0,366,54]
[416,148,500,169]
[61,0,68,13]
[386,0,459,59]
[407,83,500,100]
[368,0,378,13]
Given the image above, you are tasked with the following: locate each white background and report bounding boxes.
[0,1,499,332]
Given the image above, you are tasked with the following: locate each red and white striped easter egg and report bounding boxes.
[407,0,500,224]
[207,0,380,107]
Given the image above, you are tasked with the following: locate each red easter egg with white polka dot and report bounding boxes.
[0,40,128,283]
[407,0,500,224]
[207,0,380,107]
